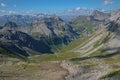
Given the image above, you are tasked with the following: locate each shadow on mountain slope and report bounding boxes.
[70,51,120,62]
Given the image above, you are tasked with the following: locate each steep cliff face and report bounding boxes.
[91,10,110,21]
[110,9,120,21]
[30,16,77,37]
[105,12,120,52]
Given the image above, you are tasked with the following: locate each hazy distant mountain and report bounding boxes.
[0,14,54,26]
[0,10,110,27]
[0,15,34,26]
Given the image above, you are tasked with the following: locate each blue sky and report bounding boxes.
[0,0,120,15]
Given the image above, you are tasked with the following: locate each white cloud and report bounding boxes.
[1,3,6,7]
[75,7,81,11]
[103,0,113,5]
[0,10,15,14]
[0,10,16,15]
[8,11,16,14]
[63,7,93,16]
[74,7,88,12]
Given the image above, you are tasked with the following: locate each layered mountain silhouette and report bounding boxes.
[0,9,119,58]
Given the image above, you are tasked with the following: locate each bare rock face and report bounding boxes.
[30,16,77,38]
[110,9,120,21]
[90,9,120,54]
[92,10,110,21]
[108,9,120,33]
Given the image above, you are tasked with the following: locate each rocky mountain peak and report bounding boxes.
[30,16,70,34]
[111,9,120,16]
[40,16,64,23]
[110,9,120,21]
[91,10,110,21]
[52,16,63,21]
[92,10,104,15]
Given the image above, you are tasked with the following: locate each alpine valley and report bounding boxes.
[0,8,120,80]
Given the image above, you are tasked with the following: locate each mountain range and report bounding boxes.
[0,10,112,57]
[0,9,120,80]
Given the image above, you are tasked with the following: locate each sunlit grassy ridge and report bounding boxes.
[29,52,80,63]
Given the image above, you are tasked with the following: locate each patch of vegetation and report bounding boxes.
[51,43,64,52]
[100,69,120,79]
[56,52,80,60]
[88,50,104,57]
[29,52,80,63]
[104,54,120,64]
[72,60,98,67]
[31,32,42,37]
[29,54,57,62]
[59,37,87,53]
[59,32,96,53]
